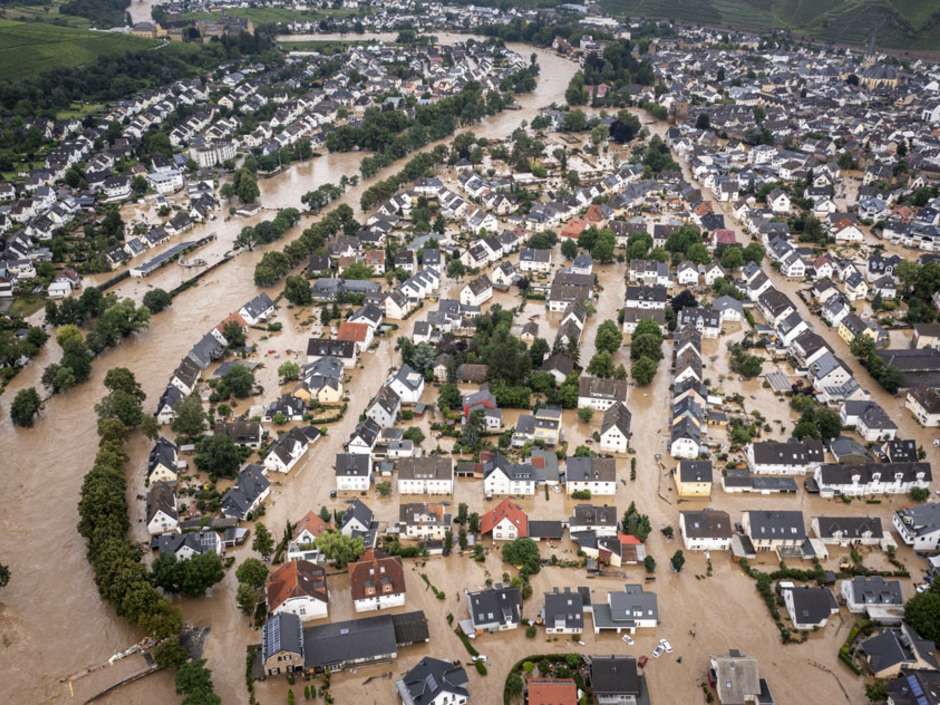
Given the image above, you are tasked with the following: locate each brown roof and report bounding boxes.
[292,511,331,540]
[481,499,528,537]
[397,456,453,481]
[266,560,328,612]
[348,548,406,602]
[527,679,578,705]
[337,321,371,343]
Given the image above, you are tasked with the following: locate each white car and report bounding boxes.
[660,639,673,653]
[577,640,586,646]
[621,634,634,646]
[917,583,931,594]
[651,646,665,659]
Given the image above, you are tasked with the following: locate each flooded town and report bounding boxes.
[2,2,940,705]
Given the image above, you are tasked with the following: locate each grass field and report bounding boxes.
[600,0,940,50]
[177,6,369,25]
[0,18,158,80]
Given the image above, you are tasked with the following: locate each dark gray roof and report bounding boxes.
[468,584,521,629]
[397,657,468,705]
[262,612,304,662]
[221,464,270,519]
[566,456,616,483]
[845,577,903,607]
[746,510,806,541]
[601,402,632,437]
[819,462,931,487]
[787,586,837,625]
[681,510,732,539]
[591,656,642,697]
[750,440,824,466]
[148,437,178,477]
[814,516,883,540]
[678,460,712,483]
[336,453,371,478]
[543,587,587,631]
[302,613,398,670]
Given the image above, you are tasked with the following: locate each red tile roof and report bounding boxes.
[266,560,328,612]
[481,499,528,537]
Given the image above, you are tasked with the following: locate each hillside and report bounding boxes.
[0,18,158,80]
[599,0,940,50]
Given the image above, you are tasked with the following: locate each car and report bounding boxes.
[329,490,337,499]
[651,646,664,659]
[621,634,634,646]
[638,655,648,668]
[660,639,673,653]
[917,583,931,594]
[577,641,586,646]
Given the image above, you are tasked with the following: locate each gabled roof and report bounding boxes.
[481,499,528,537]
[267,560,328,612]
[397,657,469,705]
[348,548,405,601]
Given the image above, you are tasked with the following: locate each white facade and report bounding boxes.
[354,591,406,613]
[599,426,628,454]
[272,595,329,622]
[483,468,536,496]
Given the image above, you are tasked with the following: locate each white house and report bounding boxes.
[146,482,179,535]
[460,274,493,307]
[349,548,407,613]
[266,560,329,622]
[782,586,838,630]
[599,403,631,454]
[483,453,536,496]
[679,510,733,552]
[894,504,940,552]
[335,453,372,492]
[264,426,321,474]
[565,457,617,496]
[397,457,454,495]
[387,364,425,404]
[239,292,275,325]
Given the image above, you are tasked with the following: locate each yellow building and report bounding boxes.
[674,460,713,498]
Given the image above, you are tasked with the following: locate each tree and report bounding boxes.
[340,263,373,280]
[644,555,656,573]
[695,113,710,130]
[377,481,392,496]
[95,389,144,429]
[905,589,940,643]
[171,395,207,440]
[671,550,686,572]
[622,502,652,542]
[10,387,42,427]
[180,551,224,597]
[142,289,172,314]
[235,558,268,589]
[235,169,260,204]
[222,364,254,398]
[587,350,614,378]
[314,530,365,568]
[631,333,663,362]
[529,337,550,367]
[634,319,664,341]
[850,334,875,360]
[438,383,461,412]
[221,320,247,349]
[195,434,242,479]
[507,673,524,697]
[577,407,594,423]
[502,538,541,575]
[175,659,221,705]
[561,238,579,260]
[595,320,623,354]
[461,408,486,450]
[0,562,9,591]
[411,342,438,374]
[403,427,425,444]
[252,522,275,560]
[815,406,843,440]
[730,350,763,379]
[284,275,312,306]
[236,582,263,621]
[631,357,657,385]
[721,247,744,271]
[278,361,301,383]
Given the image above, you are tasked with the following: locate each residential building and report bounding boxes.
[781,586,838,630]
[565,456,617,496]
[266,560,329,622]
[397,457,454,495]
[599,402,632,453]
[481,499,528,541]
[680,510,733,552]
[742,510,806,551]
[674,460,713,498]
[590,656,649,705]
[399,502,451,541]
[541,587,590,635]
[396,657,469,705]
[860,622,940,679]
[840,577,904,622]
[348,548,406,612]
[894,504,940,552]
[465,583,522,634]
[709,650,774,705]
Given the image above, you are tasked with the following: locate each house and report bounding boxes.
[856,402,899,442]
[811,516,885,547]
[335,453,372,492]
[399,503,451,541]
[387,364,425,404]
[156,385,185,425]
[568,504,620,537]
[742,510,805,551]
[348,417,381,455]
[860,622,940,679]
[578,376,628,411]
[483,452,537,496]
[306,338,358,367]
[592,584,659,634]
[397,457,454,495]
[895,504,940,551]
[906,385,940,427]
[767,188,790,214]
[264,426,321,474]
[146,482,179,535]
[300,610,429,673]
[814,462,931,498]
[157,530,222,560]
[263,394,307,423]
[170,357,201,396]
[680,510,733,552]
[599,402,632,453]
[340,499,378,545]
[462,384,502,431]
[348,548,406,612]
[745,440,824,475]
[465,583,522,634]
[260,613,304,676]
[884,669,940,704]
[239,292,275,325]
[336,321,374,352]
[221,465,271,520]
[527,679,578,705]
[912,323,940,350]
[287,511,331,562]
[266,560,329,622]
[518,247,553,273]
[781,586,838,630]
[460,274,493,307]
[565,456,616,496]
[396,657,469,705]
[480,499,528,541]
[590,656,649,705]
[674,460,713,498]
[218,421,264,449]
[365,385,401,429]
[541,587,589,635]
[676,260,700,286]
[147,437,179,485]
[625,285,668,310]
[709,650,773,705]
[840,577,904,622]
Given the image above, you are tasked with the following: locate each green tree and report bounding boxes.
[95,389,144,429]
[284,275,312,306]
[577,406,594,423]
[314,530,365,568]
[507,673,524,696]
[0,562,10,590]
[595,320,623,354]
[252,522,275,560]
[721,247,743,271]
[235,169,260,204]
[561,238,579,260]
[221,320,247,349]
[195,434,242,479]
[631,333,663,362]
[340,263,373,280]
[850,334,875,360]
[644,555,656,573]
[142,289,172,314]
[10,387,43,427]
[695,113,710,130]
[904,589,940,643]
[278,361,301,383]
[377,481,393,496]
[631,356,657,385]
[461,408,486,450]
[235,557,268,589]
[180,552,224,597]
[591,230,616,262]
[671,550,685,572]
[403,427,425,444]
[171,395,207,440]
[438,383,461,412]
[502,538,541,575]
[529,337,550,367]
[175,659,221,705]
[222,364,254,398]
[586,350,614,377]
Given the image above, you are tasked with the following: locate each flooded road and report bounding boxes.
[0,37,578,704]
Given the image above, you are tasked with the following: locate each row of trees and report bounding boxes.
[234,208,302,252]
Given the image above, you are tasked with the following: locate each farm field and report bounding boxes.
[0,18,158,80]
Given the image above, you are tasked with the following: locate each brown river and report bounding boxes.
[0,36,579,704]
